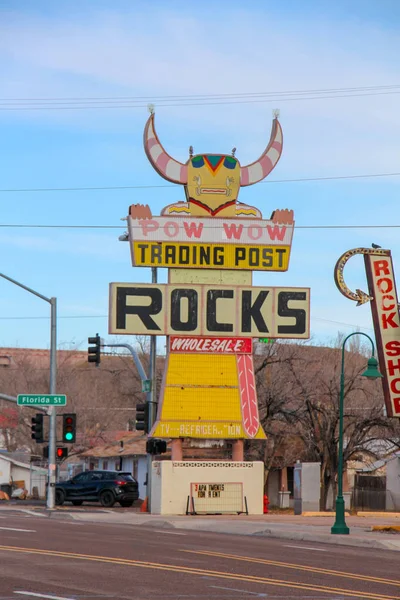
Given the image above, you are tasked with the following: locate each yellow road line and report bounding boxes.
[0,545,396,600]
[183,549,400,587]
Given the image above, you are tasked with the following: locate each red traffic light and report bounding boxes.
[56,447,68,460]
[43,447,68,460]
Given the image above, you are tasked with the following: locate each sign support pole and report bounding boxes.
[146,267,158,512]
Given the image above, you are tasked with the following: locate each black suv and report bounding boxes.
[55,470,139,508]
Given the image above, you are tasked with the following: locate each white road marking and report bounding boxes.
[14,593,75,600]
[210,586,267,597]
[0,526,36,533]
[284,544,328,552]
[18,510,47,518]
[153,529,187,535]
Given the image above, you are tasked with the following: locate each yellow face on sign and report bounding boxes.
[185,154,241,217]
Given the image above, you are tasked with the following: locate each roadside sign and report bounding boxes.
[17,394,67,406]
[142,380,152,393]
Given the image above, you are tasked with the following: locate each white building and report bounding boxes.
[0,453,47,499]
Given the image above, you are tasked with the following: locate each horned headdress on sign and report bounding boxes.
[130,109,293,222]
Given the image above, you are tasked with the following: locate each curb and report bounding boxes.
[301,511,350,517]
[357,511,400,518]
[250,527,400,550]
[371,525,400,532]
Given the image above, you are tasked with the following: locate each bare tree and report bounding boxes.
[251,339,399,509]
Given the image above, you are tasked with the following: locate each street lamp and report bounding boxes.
[331,332,382,535]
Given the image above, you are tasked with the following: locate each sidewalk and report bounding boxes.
[2,503,399,552]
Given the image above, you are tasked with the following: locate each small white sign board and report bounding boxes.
[190,482,244,514]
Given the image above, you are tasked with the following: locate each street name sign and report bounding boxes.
[17,394,67,406]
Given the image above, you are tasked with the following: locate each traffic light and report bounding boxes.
[62,413,77,443]
[43,446,68,460]
[135,402,149,433]
[88,334,101,367]
[31,414,44,443]
[56,447,68,460]
[146,439,167,455]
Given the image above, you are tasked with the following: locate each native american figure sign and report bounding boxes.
[110,111,309,441]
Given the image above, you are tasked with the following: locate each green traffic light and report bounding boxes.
[65,432,73,441]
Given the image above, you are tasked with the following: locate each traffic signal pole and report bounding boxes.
[95,268,158,512]
[48,297,57,510]
[0,273,57,510]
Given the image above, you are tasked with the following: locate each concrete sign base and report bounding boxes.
[151,460,264,515]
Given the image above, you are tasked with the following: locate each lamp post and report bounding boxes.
[0,272,57,510]
[331,332,382,535]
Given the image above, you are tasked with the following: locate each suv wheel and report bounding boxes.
[55,489,65,506]
[100,490,116,508]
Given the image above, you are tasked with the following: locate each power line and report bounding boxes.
[0,315,105,320]
[0,313,373,332]
[1,171,399,193]
[2,89,400,111]
[0,223,399,230]
[2,83,400,102]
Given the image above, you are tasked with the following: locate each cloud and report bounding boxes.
[0,7,399,177]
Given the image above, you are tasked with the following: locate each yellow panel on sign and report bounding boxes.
[150,353,266,439]
[162,387,242,421]
[166,354,239,387]
[132,241,290,271]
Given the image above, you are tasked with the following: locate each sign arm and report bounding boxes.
[1,393,48,414]
[334,247,390,306]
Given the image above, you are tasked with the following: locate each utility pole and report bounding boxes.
[0,273,57,510]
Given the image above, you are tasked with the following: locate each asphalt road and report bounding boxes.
[0,510,399,600]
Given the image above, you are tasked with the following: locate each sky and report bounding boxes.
[0,0,400,352]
